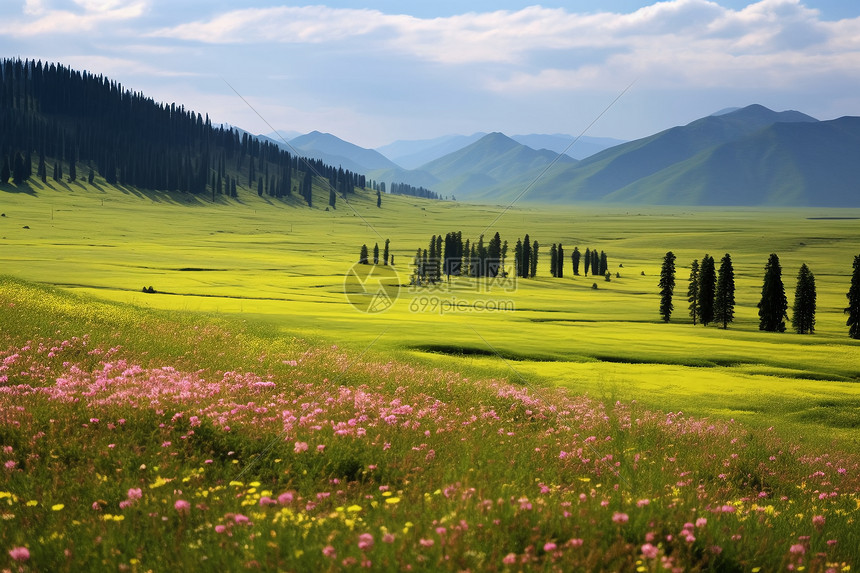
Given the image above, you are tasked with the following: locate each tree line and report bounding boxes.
[660,251,860,338]
[0,58,373,205]
[388,182,441,201]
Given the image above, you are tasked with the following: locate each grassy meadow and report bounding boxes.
[2,176,860,570]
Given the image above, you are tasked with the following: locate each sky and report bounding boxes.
[2,0,859,149]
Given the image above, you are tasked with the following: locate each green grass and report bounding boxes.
[2,177,859,443]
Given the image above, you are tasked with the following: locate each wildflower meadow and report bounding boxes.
[1,278,857,571]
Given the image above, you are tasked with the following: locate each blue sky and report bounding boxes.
[2,0,859,148]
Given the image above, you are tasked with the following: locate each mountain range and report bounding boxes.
[270,104,860,207]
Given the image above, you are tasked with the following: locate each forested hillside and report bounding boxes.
[0,58,370,204]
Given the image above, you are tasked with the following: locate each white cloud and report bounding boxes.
[1,0,146,36]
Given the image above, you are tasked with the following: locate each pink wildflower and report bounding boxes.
[696,517,708,528]
[9,547,29,561]
[174,499,191,512]
[234,514,250,524]
[4,460,16,469]
[294,441,309,453]
[503,553,517,565]
[641,543,659,559]
[278,491,294,505]
[812,515,825,528]
[322,545,337,559]
[612,512,629,524]
[127,488,142,500]
[789,544,806,555]
[358,533,374,550]
[419,538,434,547]
[568,538,583,547]
[637,498,650,507]
[543,542,557,552]
[382,533,395,544]
[215,525,227,533]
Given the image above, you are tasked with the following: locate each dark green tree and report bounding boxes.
[0,155,9,183]
[373,243,380,265]
[687,259,700,325]
[659,251,676,322]
[758,253,788,332]
[550,244,558,277]
[376,189,382,208]
[792,263,816,334]
[522,235,531,279]
[698,254,716,326]
[847,255,860,339]
[88,166,95,184]
[557,244,564,278]
[714,253,735,329]
[583,248,591,276]
[530,240,539,278]
[571,247,581,275]
[329,187,336,208]
[383,239,390,266]
[359,244,369,265]
[515,239,523,279]
[13,152,27,184]
[599,251,608,276]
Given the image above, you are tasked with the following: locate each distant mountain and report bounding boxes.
[599,116,860,206]
[288,131,400,173]
[376,134,487,170]
[513,104,827,204]
[418,132,578,199]
[510,134,626,160]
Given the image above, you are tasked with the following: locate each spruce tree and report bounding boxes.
[714,253,735,329]
[377,189,381,208]
[550,244,558,277]
[373,243,380,265]
[530,240,539,278]
[599,251,608,276]
[515,239,523,279]
[383,239,390,266]
[658,251,676,322]
[758,253,788,332]
[583,248,591,276]
[698,255,716,326]
[0,156,9,183]
[845,255,860,339]
[792,263,816,334]
[572,247,581,275]
[557,244,564,278]
[522,235,531,279]
[687,259,700,325]
[359,244,369,265]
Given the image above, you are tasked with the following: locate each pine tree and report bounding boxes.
[847,255,860,339]
[557,244,564,278]
[714,253,735,329]
[792,263,816,334]
[550,244,558,277]
[698,255,716,326]
[572,247,581,275]
[522,235,531,279]
[258,177,264,197]
[592,250,600,277]
[13,152,27,184]
[88,167,95,185]
[515,239,523,279]
[687,259,700,325]
[373,243,380,265]
[0,156,10,183]
[758,253,788,332]
[329,188,336,208]
[599,251,608,276]
[383,239,390,266]
[359,244,369,265]
[583,248,591,276]
[530,241,539,278]
[659,251,676,322]
[376,189,381,208]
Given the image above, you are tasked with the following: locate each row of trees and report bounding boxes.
[358,240,392,266]
[388,182,441,201]
[411,232,508,283]
[660,252,860,338]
